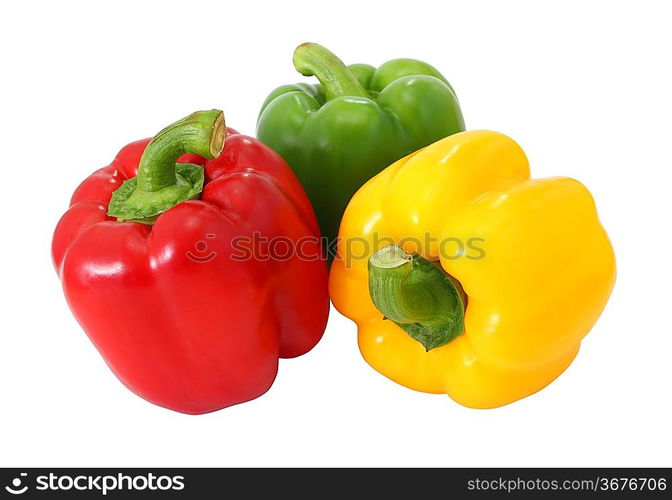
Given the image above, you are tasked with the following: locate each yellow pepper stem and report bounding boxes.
[368,245,466,351]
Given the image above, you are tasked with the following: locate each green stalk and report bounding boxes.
[368,245,466,351]
[293,43,369,101]
[107,110,225,224]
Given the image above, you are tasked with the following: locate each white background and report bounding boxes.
[1,0,670,467]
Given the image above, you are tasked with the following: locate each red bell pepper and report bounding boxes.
[52,110,329,414]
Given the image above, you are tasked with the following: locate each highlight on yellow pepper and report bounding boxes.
[329,130,616,408]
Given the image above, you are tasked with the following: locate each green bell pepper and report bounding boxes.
[257,42,465,250]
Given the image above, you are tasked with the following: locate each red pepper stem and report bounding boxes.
[136,110,225,193]
[293,43,369,101]
[107,110,226,225]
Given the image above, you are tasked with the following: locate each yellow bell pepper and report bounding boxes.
[329,130,616,408]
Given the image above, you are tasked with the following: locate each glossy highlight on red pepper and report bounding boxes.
[52,110,329,414]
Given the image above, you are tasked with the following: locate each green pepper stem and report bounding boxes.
[293,42,369,101]
[136,110,225,193]
[368,245,466,351]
